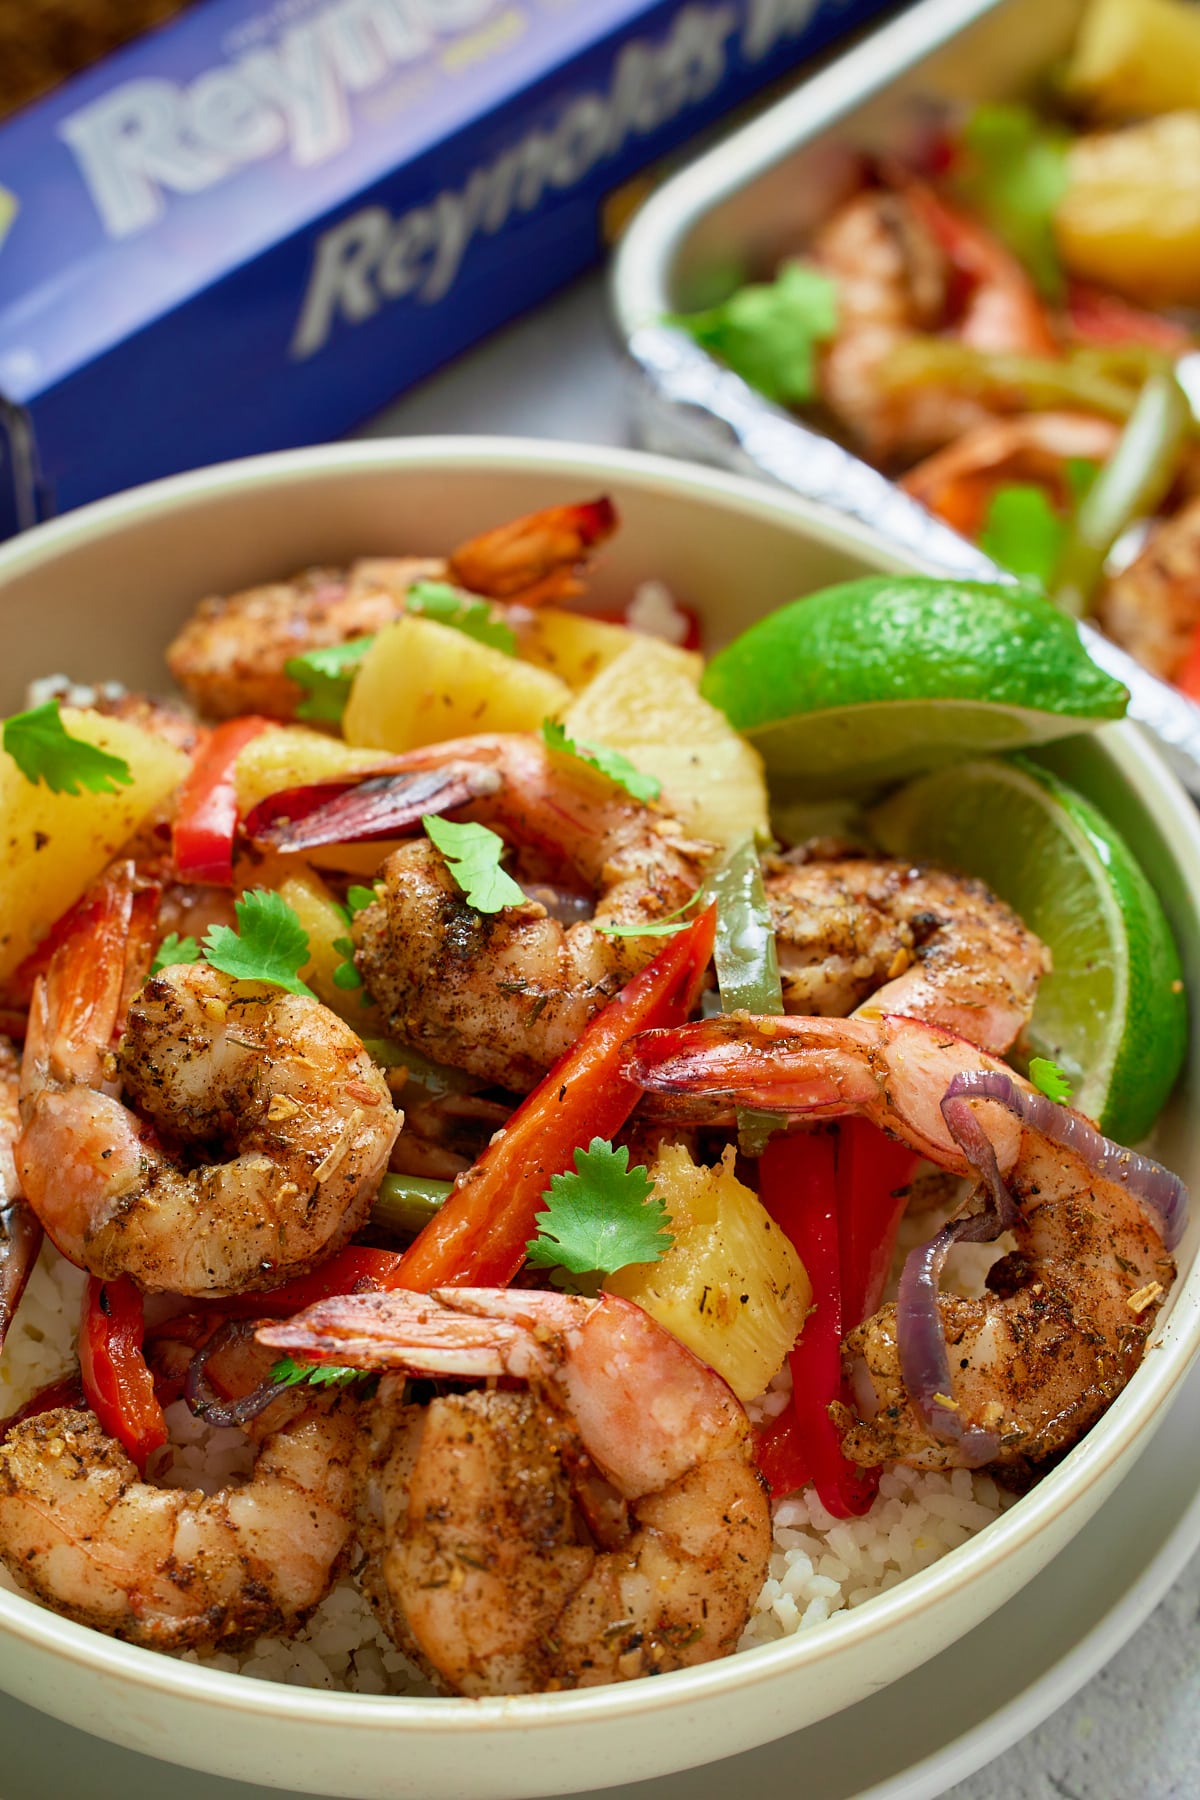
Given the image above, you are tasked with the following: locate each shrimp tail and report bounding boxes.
[626,1012,1024,1170]
[447,498,618,605]
[257,1287,591,1378]
[248,763,503,854]
[20,861,160,1099]
[0,1200,41,1352]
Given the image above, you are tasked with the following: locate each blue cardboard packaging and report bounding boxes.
[0,0,888,539]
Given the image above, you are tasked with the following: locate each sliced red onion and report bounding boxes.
[943,1069,1187,1250]
[185,1320,281,1427]
[245,764,502,853]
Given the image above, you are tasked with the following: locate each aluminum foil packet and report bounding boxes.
[0,0,893,539]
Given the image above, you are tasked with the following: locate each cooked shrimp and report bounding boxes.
[763,852,1049,1054]
[628,1012,1181,1470]
[814,186,1055,464]
[352,734,714,1091]
[166,499,617,721]
[16,863,400,1295]
[260,1288,771,1695]
[0,1037,40,1353]
[902,412,1121,538]
[0,1368,358,1650]
[1095,493,1200,680]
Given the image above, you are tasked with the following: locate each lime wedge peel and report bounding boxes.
[701,577,1129,797]
[869,755,1186,1146]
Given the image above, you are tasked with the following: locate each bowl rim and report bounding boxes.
[0,434,1197,1733]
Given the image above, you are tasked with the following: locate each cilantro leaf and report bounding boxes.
[422,814,525,914]
[151,932,200,975]
[407,581,517,655]
[594,886,703,940]
[1029,1056,1073,1103]
[331,932,363,990]
[541,718,661,804]
[979,484,1068,591]
[957,104,1070,299]
[670,262,838,406]
[284,637,375,726]
[202,889,315,996]
[271,1356,366,1390]
[2,700,134,797]
[1064,457,1100,509]
[527,1138,674,1276]
[345,884,379,916]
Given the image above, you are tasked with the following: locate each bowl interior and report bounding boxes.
[0,439,1196,1797]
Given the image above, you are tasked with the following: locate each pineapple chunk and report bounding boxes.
[276,866,381,1027]
[234,725,394,816]
[0,709,189,981]
[1057,113,1200,305]
[562,642,769,847]
[605,1143,809,1402]
[1065,0,1200,120]
[343,615,571,753]
[518,607,701,691]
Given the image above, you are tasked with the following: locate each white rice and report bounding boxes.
[0,1176,1015,1693]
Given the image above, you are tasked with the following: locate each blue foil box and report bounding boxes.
[0,0,888,539]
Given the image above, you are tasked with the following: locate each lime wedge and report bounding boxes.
[700,577,1128,795]
[870,756,1186,1144]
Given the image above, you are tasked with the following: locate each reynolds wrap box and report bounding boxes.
[0,0,888,538]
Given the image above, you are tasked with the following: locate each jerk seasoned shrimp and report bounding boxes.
[1095,493,1200,681]
[764,851,1049,1054]
[16,863,400,1295]
[351,734,714,1091]
[628,1012,1181,1471]
[0,1337,358,1651]
[0,1037,40,1354]
[814,187,1054,464]
[166,499,617,721]
[261,1288,771,1695]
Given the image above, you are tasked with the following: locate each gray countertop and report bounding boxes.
[4,271,1196,1800]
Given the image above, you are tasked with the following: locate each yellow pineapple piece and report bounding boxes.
[518,607,701,691]
[1057,113,1200,305]
[605,1143,809,1401]
[0,709,189,981]
[562,641,769,846]
[343,615,570,753]
[234,725,393,816]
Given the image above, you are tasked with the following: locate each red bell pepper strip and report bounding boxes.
[392,904,717,1292]
[214,1246,406,1317]
[78,1276,167,1472]
[1175,623,1200,702]
[758,1131,879,1517]
[753,1405,810,1498]
[837,1118,920,1333]
[173,716,271,886]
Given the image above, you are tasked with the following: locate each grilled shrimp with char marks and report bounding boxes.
[261,1287,770,1696]
[353,733,714,1091]
[764,851,1049,1054]
[628,1012,1179,1471]
[0,1334,358,1651]
[15,863,400,1295]
[166,499,617,721]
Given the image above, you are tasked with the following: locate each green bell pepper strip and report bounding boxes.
[1054,370,1192,618]
[370,1173,454,1238]
[707,834,785,1156]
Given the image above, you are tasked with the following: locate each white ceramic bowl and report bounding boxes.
[0,438,1196,1800]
